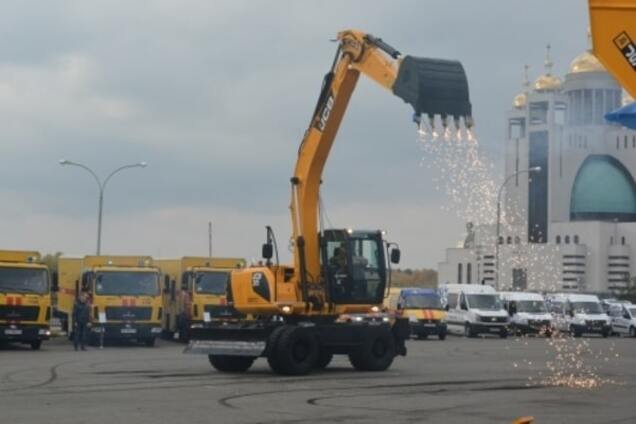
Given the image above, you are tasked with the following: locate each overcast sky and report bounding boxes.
[0,0,590,268]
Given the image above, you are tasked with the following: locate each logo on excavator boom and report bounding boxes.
[614,31,636,70]
[316,94,334,132]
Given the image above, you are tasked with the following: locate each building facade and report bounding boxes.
[438,45,636,294]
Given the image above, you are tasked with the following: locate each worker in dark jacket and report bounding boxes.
[72,293,91,351]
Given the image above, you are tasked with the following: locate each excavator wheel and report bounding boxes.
[266,325,288,372]
[348,326,396,372]
[268,325,318,376]
[208,355,255,373]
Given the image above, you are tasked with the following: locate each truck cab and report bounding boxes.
[157,257,245,341]
[607,302,636,337]
[57,256,163,346]
[0,250,51,350]
[387,288,446,340]
[499,292,553,336]
[442,284,509,338]
[547,293,611,338]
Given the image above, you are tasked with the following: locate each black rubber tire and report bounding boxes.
[601,329,610,338]
[270,326,318,376]
[144,337,156,347]
[570,326,582,338]
[499,328,508,339]
[266,325,288,373]
[464,323,476,338]
[438,330,447,341]
[30,340,42,350]
[348,326,396,372]
[630,327,636,338]
[208,355,255,373]
[314,350,333,370]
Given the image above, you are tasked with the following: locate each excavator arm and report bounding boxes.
[290,29,472,305]
[588,0,636,98]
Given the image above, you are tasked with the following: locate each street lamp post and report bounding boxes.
[495,166,541,290]
[59,160,147,255]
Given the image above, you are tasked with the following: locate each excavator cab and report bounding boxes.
[321,229,399,305]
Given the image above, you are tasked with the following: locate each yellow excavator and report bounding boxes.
[187,29,471,375]
[588,0,636,97]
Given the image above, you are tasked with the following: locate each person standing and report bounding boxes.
[72,293,91,351]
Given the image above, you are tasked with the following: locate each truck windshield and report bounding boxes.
[0,267,48,294]
[194,271,229,295]
[571,301,602,315]
[95,272,159,296]
[517,300,547,313]
[467,294,502,311]
[403,294,443,309]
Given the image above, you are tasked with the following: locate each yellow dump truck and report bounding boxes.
[0,250,51,349]
[56,256,163,346]
[385,287,447,340]
[156,257,246,341]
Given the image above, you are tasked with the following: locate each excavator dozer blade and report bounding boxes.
[392,56,472,121]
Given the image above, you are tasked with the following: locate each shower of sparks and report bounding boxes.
[414,118,620,391]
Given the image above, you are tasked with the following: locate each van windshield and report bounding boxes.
[571,301,602,315]
[0,267,48,294]
[403,294,442,309]
[95,272,160,296]
[467,294,502,311]
[194,271,229,295]
[629,307,636,318]
[517,300,547,313]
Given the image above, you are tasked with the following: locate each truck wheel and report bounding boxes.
[438,330,447,340]
[570,326,582,338]
[208,355,255,373]
[348,326,396,372]
[144,337,156,347]
[499,328,508,339]
[601,329,610,338]
[270,325,318,376]
[30,340,42,350]
[266,326,287,373]
[464,323,475,338]
[630,327,636,338]
[314,351,333,370]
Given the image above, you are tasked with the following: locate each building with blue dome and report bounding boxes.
[439,42,636,294]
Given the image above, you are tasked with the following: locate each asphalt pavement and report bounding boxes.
[0,335,634,424]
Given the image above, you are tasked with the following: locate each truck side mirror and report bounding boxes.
[262,243,273,260]
[390,248,401,264]
[51,271,59,292]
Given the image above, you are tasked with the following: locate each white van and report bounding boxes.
[499,292,554,336]
[442,284,509,338]
[607,302,636,337]
[547,293,611,337]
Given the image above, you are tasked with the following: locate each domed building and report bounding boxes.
[439,41,636,294]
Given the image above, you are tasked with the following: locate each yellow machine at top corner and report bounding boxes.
[588,0,636,98]
[187,29,472,376]
[0,250,51,350]
[56,255,163,346]
[156,256,246,341]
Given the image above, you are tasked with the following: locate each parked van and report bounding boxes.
[499,292,553,336]
[547,293,611,337]
[442,284,509,338]
[386,288,447,340]
[607,302,636,337]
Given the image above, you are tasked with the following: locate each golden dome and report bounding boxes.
[513,92,527,109]
[534,74,562,92]
[533,44,562,92]
[569,50,605,74]
[624,91,635,106]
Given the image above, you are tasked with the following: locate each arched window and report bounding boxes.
[506,236,512,244]
[498,236,504,245]
[514,236,521,244]
[457,263,463,285]
[556,235,561,244]
[573,235,579,244]
[622,236,626,245]
[565,235,570,244]
[466,263,472,285]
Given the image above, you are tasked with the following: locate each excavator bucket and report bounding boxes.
[392,56,472,122]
